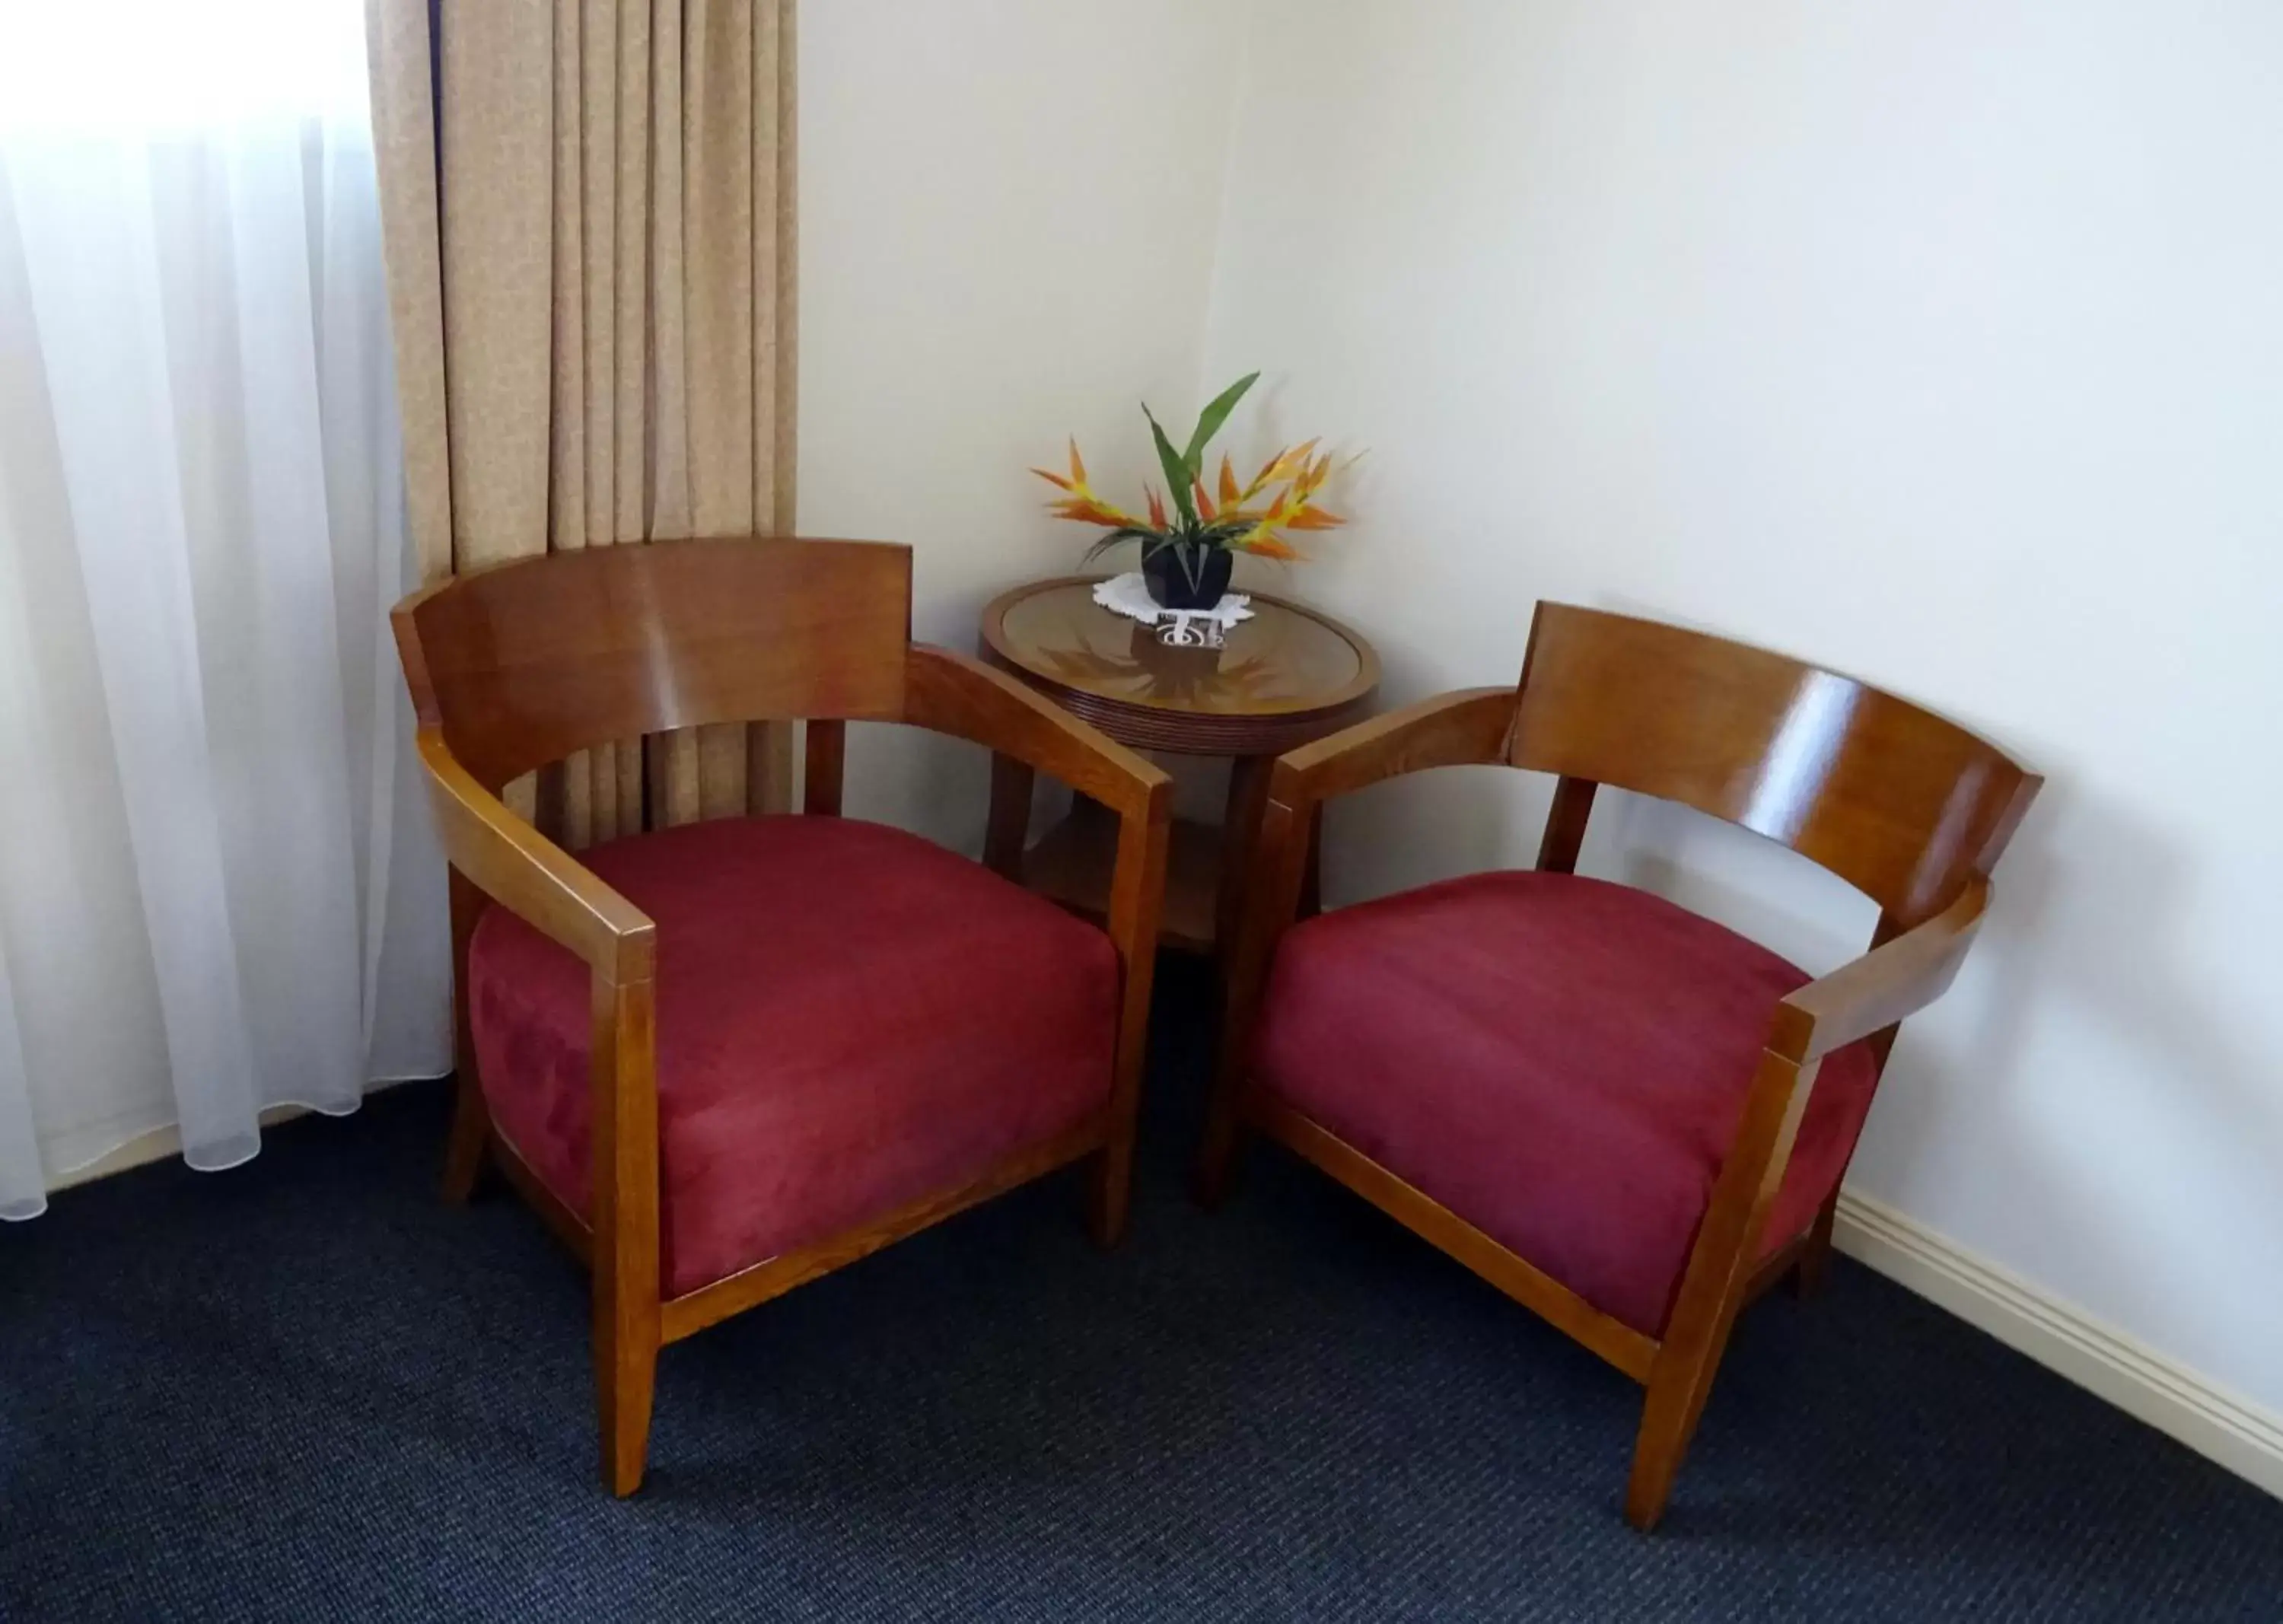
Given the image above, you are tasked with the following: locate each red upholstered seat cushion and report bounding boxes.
[1253,871,1879,1338]
[469,816,1119,1298]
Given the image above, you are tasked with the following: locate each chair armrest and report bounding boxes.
[906,645,1171,1152]
[416,731,657,984]
[1218,688,1517,1070]
[903,645,1171,823]
[1769,878,1991,1064]
[1663,877,1996,1365]
[1269,686,1517,808]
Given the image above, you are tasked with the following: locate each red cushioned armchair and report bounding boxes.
[1196,603,2039,1529]
[393,537,1169,1495]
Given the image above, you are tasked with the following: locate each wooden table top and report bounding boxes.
[979,575,1381,756]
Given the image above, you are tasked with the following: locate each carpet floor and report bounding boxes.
[3,957,2279,1621]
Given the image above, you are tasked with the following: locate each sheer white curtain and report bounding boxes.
[0,0,449,1219]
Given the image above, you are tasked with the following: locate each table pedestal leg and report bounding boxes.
[985,753,1035,883]
[1218,756,1273,958]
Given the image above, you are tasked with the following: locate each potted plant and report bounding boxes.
[1031,372,1347,610]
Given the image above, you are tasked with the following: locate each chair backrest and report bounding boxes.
[1511,603,2040,927]
[393,537,912,791]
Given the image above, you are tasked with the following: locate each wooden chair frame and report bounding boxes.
[1196,603,2040,1530]
[393,537,1170,1495]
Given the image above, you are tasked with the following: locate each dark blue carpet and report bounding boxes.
[4,957,2279,1620]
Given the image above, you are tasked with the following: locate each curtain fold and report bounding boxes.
[368,0,800,845]
[0,0,451,1218]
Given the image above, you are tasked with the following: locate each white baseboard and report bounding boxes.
[1834,1189,2283,1501]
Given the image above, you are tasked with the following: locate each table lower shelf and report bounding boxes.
[1019,803,1225,955]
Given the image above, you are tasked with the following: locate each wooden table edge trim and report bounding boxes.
[979,574,1385,734]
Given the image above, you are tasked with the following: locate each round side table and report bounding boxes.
[979,575,1380,957]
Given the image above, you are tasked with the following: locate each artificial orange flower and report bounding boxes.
[1030,376,1351,570]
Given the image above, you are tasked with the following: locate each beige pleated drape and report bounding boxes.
[366,0,798,843]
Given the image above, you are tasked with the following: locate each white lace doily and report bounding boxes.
[1091,571,1253,646]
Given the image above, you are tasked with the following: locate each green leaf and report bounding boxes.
[1082,526,1159,562]
[1182,371,1259,476]
[1144,406,1199,527]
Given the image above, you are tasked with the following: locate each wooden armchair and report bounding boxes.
[1196,603,2039,1529]
[393,537,1170,1495]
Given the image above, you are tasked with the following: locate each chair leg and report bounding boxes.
[1625,1301,1746,1530]
[590,972,662,1496]
[595,1301,659,1498]
[440,1073,491,1205]
[1794,1192,1839,1298]
[1197,783,1311,1213]
[444,868,491,1205]
[1086,1134,1136,1249]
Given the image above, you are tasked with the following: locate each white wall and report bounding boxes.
[798,0,1243,847]
[1196,2,2283,1415]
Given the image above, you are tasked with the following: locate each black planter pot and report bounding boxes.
[1142,543,1233,611]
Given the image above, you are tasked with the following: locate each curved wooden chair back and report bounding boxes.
[393,537,913,794]
[1511,604,2039,928]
